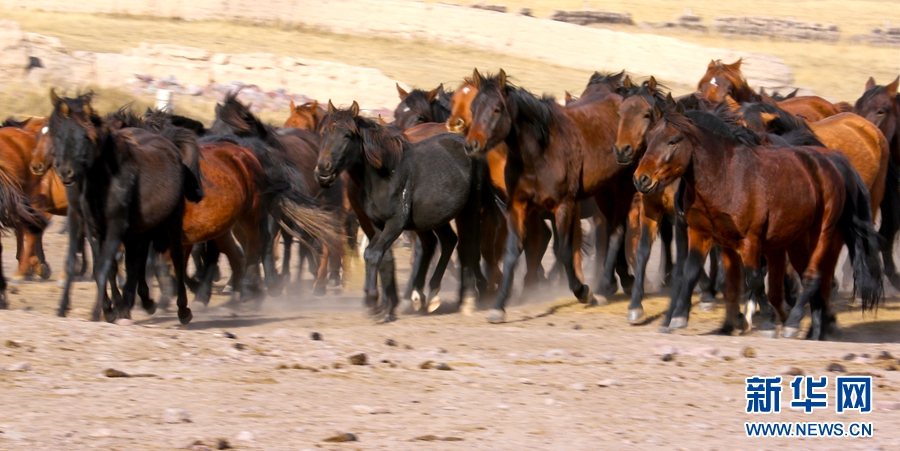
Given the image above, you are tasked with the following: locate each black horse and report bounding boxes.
[49,91,202,324]
[393,83,454,131]
[316,101,494,321]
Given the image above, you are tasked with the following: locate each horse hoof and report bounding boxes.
[460,296,477,316]
[782,327,799,339]
[486,309,506,324]
[588,294,608,307]
[221,285,233,294]
[427,296,442,313]
[759,329,778,339]
[577,286,596,304]
[627,308,644,324]
[143,301,157,316]
[8,274,25,284]
[375,313,397,324]
[669,317,688,330]
[658,326,672,334]
[178,308,193,325]
[35,263,52,280]
[410,290,423,312]
[699,301,716,312]
[312,286,327,297]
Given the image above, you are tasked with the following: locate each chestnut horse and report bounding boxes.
[697,59,839,121]
[465,69,635,323]
[854,76,900,288]
[285,100,326,131]
[634,107,883,339]
[735,100,896,292]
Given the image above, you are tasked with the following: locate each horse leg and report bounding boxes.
[658,214,675,286]
[12,229,25,280]
[522,210,546,289]
[241,221,265,304]
[627,207,658,324]
[0,241,7,309]
[488,200,528,323]
[737,240,770,333]
[455,194,483,316]
[808,240,843,341]
[259,219,281,295]
[665,228,712,330]
[783,240,816,339]
[58,205,86,317]
[425,225,458,313]
[217,234,245,305]
[717,247,746,335]
[363,218,405,320]
[596,219,625,298]
[91,226,125,323]
[615,241,634,296]
[554,201,597,306]
[193,243,217,306]
[313,243,330,296]
[15,228,38,280]
[407,230,437,312]
[166,206,192,325]
[119,237,152,319]
[404,234,426,301]
[280,228,293,285]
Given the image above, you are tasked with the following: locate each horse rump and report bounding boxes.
[0,166,47,234]
[160,126,204,202]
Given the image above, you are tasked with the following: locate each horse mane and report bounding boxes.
[357,115,404,171]
[49,92,103,144]
[676,109,763,147]
[106,105,148,130]
[1,117,31,128]
[217,90,285,150]
[622,81,668,108]
[739,101,812,136]
[588,70,625,89]
[436,88,455,120]
[479,74,557,149]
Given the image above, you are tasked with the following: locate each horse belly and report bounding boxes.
[182,161,248,244]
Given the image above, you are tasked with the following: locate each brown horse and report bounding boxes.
[634,106,883,339]
[284,100,326,131]
[465,69,634,323]
[734,100,896,293]
[698,59,839,121]
[393,83,452,131]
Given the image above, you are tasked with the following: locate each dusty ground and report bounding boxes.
[1,219,900,450]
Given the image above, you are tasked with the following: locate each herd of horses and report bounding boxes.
[0,58,898,340]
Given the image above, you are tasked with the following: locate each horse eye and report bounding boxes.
[492,107,501,114]
[643,114,651,120]
[877,109,886,116]
[668,138,680,146]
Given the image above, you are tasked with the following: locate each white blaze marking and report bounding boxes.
[462,87,470,94]
[403,107,410,112]
[710,78,718,87]
[41,126,48,134]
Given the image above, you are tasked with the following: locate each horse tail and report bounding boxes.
[831,155,885,311]
[161,126,204,202]
[0,166,47,234]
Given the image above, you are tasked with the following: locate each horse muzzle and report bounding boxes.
[30,162,47,176]
[633,174,658,194]
[613,144,635,166]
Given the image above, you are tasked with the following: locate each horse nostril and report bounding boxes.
[323,161,332,171]
[456,119,465,128]
[621,145,633,156]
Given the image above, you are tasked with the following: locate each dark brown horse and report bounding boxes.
[393,83,452,131]
[634,106,883,339]
[698,59,839,121]
[465,69,634,323]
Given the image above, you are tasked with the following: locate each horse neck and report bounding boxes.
[732,83,759,103]
[680,133,737,201]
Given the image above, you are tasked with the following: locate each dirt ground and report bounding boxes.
[1,218,899,450]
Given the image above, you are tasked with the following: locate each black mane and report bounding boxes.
[479,74,556,149]
[216,91,284,151]
[680,109,762,147]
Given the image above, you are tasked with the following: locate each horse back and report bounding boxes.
[809,113,888,195]
[563,93,626,194]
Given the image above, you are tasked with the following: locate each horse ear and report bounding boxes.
[886,76,899,97]
[83,103,92,117]
[349,101,360,117]
[50,88,61,108]
[311,100,318,110]
[427,86,440,102]
[396,83,409,101]
[728,58,742,71]
[665,92,676,108]
[378,114,387,125]
[437,83,445,96]
[760,93,777,105]
[708,59,717,69]
[623,75,634,89]
[759,86,767,96]
[675,99,686,115]
[564,91,572,103]
[647,76,657,90]
[866,77,876,91]
[289,99,296,111]
[472,68,483,89]
[327,99,336,115]
[786,88,798,99]
[498,69,507,90]
[725,95,740,112]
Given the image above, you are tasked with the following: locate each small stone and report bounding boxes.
[385,339,397,347]
[90,428,112,437]
[497,404,509,410]
[842,353,855,360]
[519,378,533,385]
[223,332,236,339]
[163,408,191,424]
[113,318,133,326]
[233,343,245,351]
[310,332,322,341]
[235,431,255,442]
[323,433,357,443]
[187,441,212,451]
[216,439,231,450]
[827,363,845,373]
[661,353,674,362]
[597,379,620,387]
[547,322,555,327]
[104,368,131,378]
[420,361,451,370]
[876,351,895,360]
[723,396,735,402]
[571,382,588,391]
[351,405,374,414]
[348,352,368,366]
[852,355,872,365]
[741,346,756,358]
[404,344,414,350]
[543,398,556,406]
[6,361,31,372]
[5,340,21,348]
[874,401,900,411]
[572,324,582,330]
[780,366,804,376]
